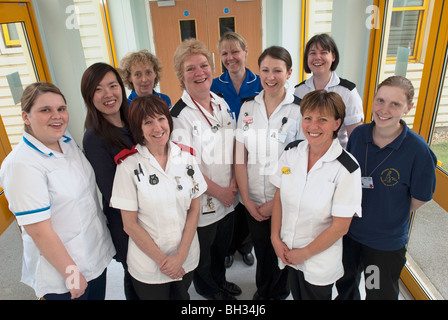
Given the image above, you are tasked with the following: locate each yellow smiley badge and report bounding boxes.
[281,167,291,175]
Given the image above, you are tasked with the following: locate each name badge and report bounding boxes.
[202,196,216,215]
[362,177,374,189]
[270,130,287,143]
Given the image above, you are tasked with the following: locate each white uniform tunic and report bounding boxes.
[110,142,207,284]
[0,131,115,297]
[236,90,301,206]
[294,72,364,148]
[170,90,236,227]
[270,139,362,286]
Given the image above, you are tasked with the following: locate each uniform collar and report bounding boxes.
[22,131,72,157]
[366,120,409,150]
[255,90,295,108]
[299,138,343,167]
[218,68,258,85]
[135,141,181,160]
[305,71,340,91]
[136,141,181,175]
[182,90,223,111]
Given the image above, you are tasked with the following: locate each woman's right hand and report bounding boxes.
[271,236,290,265]
[245,199,269,222]
[67,271,88,299]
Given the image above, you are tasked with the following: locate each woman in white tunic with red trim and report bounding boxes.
[111,95,207,300]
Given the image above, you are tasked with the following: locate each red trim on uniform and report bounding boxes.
[114,145,138,164]
[172,142,196,156]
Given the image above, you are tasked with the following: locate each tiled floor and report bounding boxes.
[1,223,410,300]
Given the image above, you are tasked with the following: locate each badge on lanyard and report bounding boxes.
[243,112,253,131]
[174,176,183,191]
[277,117,288,143]
[203,196,216,215]
[361,177,374,189]
[187,165,199,193]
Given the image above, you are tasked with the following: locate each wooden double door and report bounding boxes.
[150,0,262,101]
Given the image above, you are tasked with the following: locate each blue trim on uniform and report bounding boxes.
[127,89,172,108]
[22,135,71,157]
[15,206,51,217]
[23,136,54,157]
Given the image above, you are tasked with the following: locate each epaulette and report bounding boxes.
[115,145,138,164]
[170,99,187,118]
[241,96,256,104]
[173,142,196,156]
[292,95,302,106]
[339,78,357,91]
[294,80,306,88]
[284,140,304,150]
[211,91,224,98]
[337,149,359,173]
[284,140,360,174]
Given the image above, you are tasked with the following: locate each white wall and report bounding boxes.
[32,0,87,146]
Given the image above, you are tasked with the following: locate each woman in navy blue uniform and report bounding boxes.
[119,49,171,107]
[81,63,137,299]
[336,76,437,300]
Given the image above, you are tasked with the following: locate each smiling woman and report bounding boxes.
[0,82,116,300]
[22,91,68,153]
[170,39,240,300]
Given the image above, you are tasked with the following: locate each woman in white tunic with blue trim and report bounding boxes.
[270,90,362,300]
[0,82,115,300]
[110,95,207,300]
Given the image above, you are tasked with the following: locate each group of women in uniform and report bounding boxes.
[0,31,437,301]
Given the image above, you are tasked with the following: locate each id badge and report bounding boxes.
[277,131,287,143]
[202,196,216,215]
[362,177,374,189]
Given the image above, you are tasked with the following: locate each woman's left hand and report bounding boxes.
[284,248,310,266]
[160,254,186,279]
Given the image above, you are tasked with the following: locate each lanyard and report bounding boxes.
[364,143,394,177]
[189,94,222,129]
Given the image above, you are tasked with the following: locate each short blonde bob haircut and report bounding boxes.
[173,38,214,89]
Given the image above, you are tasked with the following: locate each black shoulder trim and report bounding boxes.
[292,95,302,106]
[337,150,359,173]
[170,99,187,118]
[339,78,357,91]
[211,91,224,98]
[284,140,304,151]
[241,95,256,104]
[294,80,306,88]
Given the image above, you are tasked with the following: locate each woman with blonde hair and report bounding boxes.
[170,38,240,300]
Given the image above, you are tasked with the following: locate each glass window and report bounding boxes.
[179,20,197,41]
[386,0,429,62]
[73,0,115,66]
[219,17,235,36]
[1,23,20,48]
[0,22,38,148]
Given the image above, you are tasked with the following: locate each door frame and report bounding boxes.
[146,0,262,101]
[0,0,51,82]
[363,0,448,300]
[0,0,51,235]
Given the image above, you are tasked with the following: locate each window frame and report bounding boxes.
[385,0,430,64]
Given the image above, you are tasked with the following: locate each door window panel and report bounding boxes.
[0,22,38,148]
[179,20,197,41]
